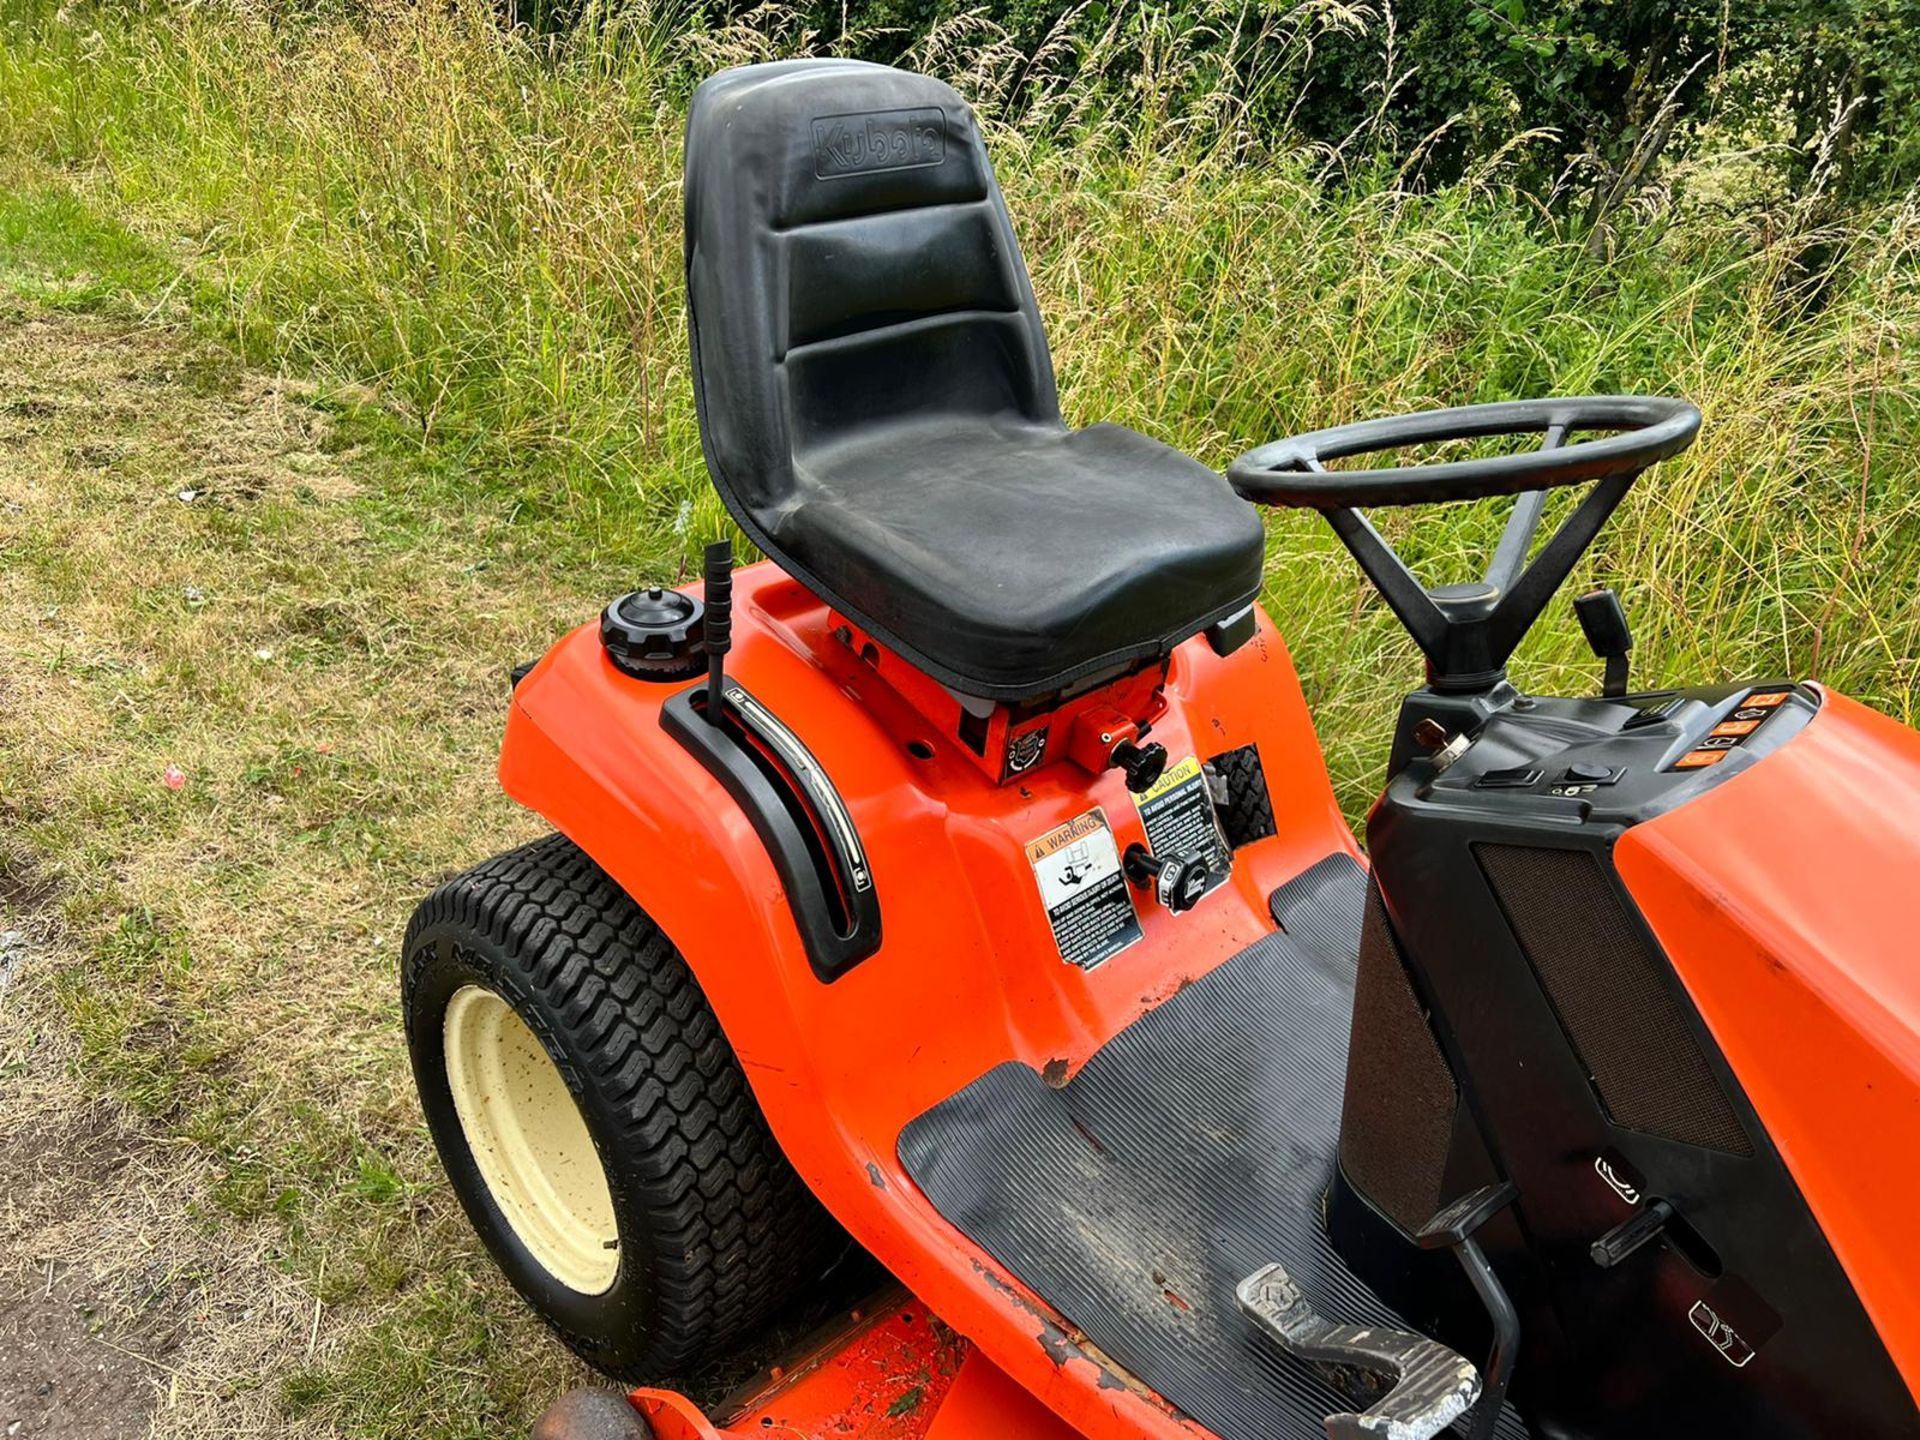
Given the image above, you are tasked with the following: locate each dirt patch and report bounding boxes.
[0,1292,147,1439]
[0,849,55,920]
[0,1106,178,1440]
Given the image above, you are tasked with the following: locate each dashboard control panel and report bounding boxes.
[1417,681,1819,828]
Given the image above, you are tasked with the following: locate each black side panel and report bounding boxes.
[1359,779,1920,1440]
[1338,887,1461,1235]
[661,683,880,980]
[899,854,1529,1440]
[1475,843,1750,1155]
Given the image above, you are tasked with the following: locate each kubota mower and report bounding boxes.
[399,58,1920,1440]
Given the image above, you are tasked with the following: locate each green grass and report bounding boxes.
[5,0,1916,796]
[0,185,171,308]
[0,2,1918,1437]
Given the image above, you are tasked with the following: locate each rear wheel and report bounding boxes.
[402,833,845,1380]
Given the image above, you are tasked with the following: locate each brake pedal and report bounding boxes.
[1235,1263,1480,1440]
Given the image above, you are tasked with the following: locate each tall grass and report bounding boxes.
[3,0,1918,813]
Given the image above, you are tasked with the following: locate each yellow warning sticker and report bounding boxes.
[1132,754,1231,904]
[1136,754,1204,805]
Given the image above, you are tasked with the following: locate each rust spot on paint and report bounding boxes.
[966,1261,1174,1408]
[1042,1058,1070,1088]
[1138,972,1197,1008]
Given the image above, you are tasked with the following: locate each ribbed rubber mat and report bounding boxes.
[1270,850,1369,964]
[899,852,1526,1440]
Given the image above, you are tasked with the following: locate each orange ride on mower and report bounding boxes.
[400,59,1920,1440]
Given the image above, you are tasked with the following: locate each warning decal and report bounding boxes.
[1025,809,1142,971]
[1132,756,1231,903]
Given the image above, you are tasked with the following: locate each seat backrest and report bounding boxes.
[683,60,1060,523]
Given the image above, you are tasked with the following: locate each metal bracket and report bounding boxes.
[1235,1263,1480,1440]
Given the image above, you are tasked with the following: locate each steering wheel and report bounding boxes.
[1228,396,1702,693]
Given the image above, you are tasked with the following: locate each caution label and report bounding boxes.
[1132,756,1231,903]
[1025,809,1142,971]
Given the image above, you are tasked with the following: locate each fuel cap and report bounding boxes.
[600,587,706,681]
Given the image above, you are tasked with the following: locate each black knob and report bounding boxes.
[703,540,733,657]
[600,587,705,681]
[1590,1198,1674,1269]
[1123,844,1210,914]
[1110,739,1168,794]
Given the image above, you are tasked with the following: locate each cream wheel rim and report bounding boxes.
[443,985,619,1295]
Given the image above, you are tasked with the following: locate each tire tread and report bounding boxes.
[404,833,843,1378]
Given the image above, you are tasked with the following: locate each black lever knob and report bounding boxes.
[1123,844,1209,914]
[1590,1198,1674,1269]
[1110,739,1168,794]
[1574,588,1633,699]
[702,538,733,726]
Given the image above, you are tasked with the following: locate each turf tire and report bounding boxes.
[402,833,844,1381]
[1209,743,1277,849]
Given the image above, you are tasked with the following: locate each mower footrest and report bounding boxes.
[1235,1263,1480,1440]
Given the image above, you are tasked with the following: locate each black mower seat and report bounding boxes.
[684,60,1265,701]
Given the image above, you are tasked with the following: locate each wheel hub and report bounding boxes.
[442,985,619,1295]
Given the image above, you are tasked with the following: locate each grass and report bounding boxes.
[0,2,1917,1437]
[0,286,596,1436]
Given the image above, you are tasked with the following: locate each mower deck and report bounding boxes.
[900,854,1523,1439]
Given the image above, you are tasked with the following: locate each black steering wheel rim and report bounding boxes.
[1228,395,1702,509]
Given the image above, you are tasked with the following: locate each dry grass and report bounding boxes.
[0,301,600,1436]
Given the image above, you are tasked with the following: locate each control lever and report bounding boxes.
[1123,844,1209,914]
[1590,1198,1674,1268]
[703,538,733,725]
[1574,588,1632,699]
[1417,1182,1521,1440]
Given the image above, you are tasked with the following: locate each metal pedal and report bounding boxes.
[1235,1263,1481,1440]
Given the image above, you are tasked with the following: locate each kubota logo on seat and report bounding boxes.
[811,108,946,178]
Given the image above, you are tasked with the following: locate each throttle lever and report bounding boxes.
[1574,588,1633,699]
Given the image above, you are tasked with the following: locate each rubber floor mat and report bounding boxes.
[898,852,1527,1440]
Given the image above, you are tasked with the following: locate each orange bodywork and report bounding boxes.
[634,1297,1081,1440]
[499,561,1356,1440]
[1616,689,1920,1405]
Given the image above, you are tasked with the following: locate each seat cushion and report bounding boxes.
[775,417,1267,698]
[684,61,1263,699]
